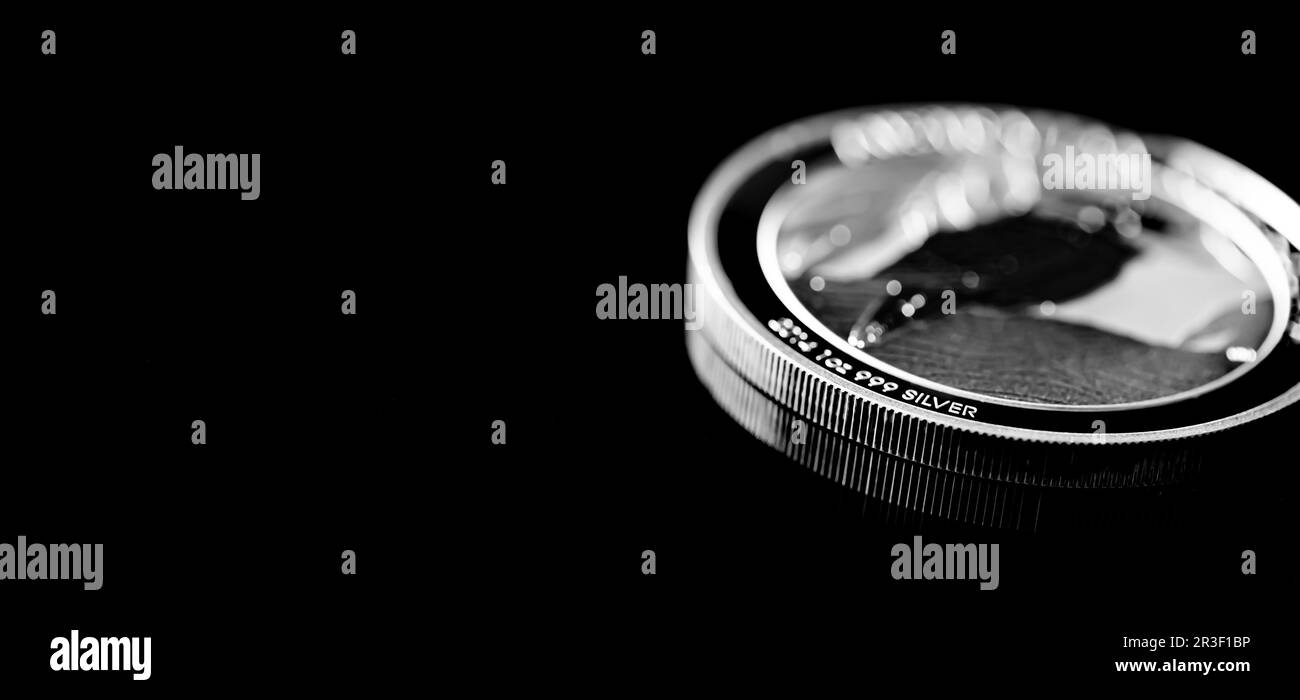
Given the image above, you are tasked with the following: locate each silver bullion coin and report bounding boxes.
[686,105,1300,528]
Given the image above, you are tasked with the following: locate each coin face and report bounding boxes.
[687,106,1300,525]
[765,141,1283,409]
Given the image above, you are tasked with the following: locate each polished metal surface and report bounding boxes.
[686,105,1300,526]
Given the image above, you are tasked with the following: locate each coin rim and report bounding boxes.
[687,105,1300,445]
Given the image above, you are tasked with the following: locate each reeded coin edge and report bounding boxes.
[686,328,1200,531]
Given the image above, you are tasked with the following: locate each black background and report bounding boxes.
[3,9,1295,691]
